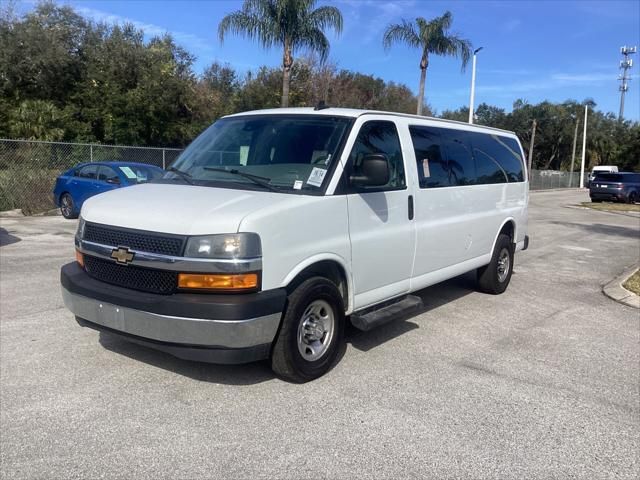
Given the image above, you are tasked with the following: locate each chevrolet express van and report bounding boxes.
[61,108,529,382]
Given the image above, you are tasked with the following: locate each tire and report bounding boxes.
[60,193,78,219]
[628,192,638,204]
[271,277,345,382]
[591,198,602,203]
[477,233,514,295]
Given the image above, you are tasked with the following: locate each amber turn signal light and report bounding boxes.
[178,273,258,291]
[75,249,84,267]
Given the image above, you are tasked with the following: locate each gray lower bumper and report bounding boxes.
[62,287,282,361]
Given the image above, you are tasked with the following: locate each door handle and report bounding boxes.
[408,195,414,220]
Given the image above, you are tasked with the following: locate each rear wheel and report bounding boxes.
[477,233,514,295]
[271,277,344,382]
[60,193,78,219]
[628,191,638,204]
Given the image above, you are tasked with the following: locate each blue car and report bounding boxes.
[53,162,165,219]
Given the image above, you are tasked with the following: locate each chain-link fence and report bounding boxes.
[0,139,183,214]
[529,169,581,190]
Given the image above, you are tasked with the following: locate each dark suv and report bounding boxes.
[589,172,640,204]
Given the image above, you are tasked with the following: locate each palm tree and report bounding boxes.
[383,11,472,116]
[218,0,342,108]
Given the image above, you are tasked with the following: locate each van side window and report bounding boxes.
[499,136,525,182]
[439,129,476,186]
[475,150,508,184]
[470,133,523,183]
[348,121,405,191]
[409,126,450,188]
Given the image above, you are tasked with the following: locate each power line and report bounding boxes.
[618,46,637,121]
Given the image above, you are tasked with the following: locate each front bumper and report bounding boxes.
[61,263,286,364]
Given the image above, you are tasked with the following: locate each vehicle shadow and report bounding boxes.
[0,228,21,247]
[98,333,276,385]
[550,221,640,239]
[96,271,478,384]
[347,271,477,352]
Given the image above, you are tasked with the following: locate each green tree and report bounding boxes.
[218,0,343,108]
[383,11,472,116]
[8,99,64,140]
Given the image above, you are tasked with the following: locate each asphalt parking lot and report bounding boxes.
[1,189,639,479]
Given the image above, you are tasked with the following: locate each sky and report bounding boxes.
[17,0,640,120]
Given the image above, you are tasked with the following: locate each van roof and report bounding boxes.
[224,107,517,136]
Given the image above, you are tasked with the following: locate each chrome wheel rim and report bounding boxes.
[61,195,72,217]
[297,299,335,362]
[497,248,510,283]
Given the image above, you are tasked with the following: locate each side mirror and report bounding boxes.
[106,177,121,185]
[350,153,390,187]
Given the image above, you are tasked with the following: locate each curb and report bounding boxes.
[0,209,24,218]
[603,264,640,309]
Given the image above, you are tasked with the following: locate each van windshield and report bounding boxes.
[165,115,352,193]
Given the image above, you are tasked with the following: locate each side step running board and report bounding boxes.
[350,295,424,332]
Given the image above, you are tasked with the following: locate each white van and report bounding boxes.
[588,165,619,186]
[61,108,529,382]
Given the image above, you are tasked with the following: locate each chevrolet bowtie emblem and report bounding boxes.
[110,247,135,265]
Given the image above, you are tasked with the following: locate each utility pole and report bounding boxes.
[618,46,637,120]
[527,119,536,178]
[579,105,588,188]
[570,114,579,187]
[468,47,483,124]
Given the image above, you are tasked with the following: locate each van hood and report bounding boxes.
[80,183,294,235]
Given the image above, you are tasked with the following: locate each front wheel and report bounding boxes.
[271,277,344,382]
[477,233,514,295]
[628,192,638,204]
[60,193,78,219]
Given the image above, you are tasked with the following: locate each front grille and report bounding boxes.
[84,255,177,294]
[84,223,185,256]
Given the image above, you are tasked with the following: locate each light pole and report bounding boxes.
[468,47,483,124]
[569,113,579,187]
[579,104,589,188]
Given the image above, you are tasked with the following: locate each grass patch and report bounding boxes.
[579,201,640,213]
[623,270,640,296]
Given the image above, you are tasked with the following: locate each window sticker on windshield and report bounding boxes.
[293,180,303,190]
[119,166,137,179]
[307,167,327,187]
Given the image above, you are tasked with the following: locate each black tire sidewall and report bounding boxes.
[493,235,514,293]
[478,233,514,294]
[278,278,344,381]
[60,194,75,219]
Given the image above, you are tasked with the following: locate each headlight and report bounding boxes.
[76,217,86,239]
[184,233,261,259]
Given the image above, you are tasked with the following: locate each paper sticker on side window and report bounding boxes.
[119,166,138,179]
[306,167,327,187]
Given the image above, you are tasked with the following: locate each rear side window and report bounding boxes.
[409,126,450,188]
[78,164,98,179]
[97,166,119,182]
[470,133,523,183]
[347,121,406,191]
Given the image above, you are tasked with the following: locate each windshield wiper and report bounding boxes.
[203,167,278,192]
[167,166,194,185]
